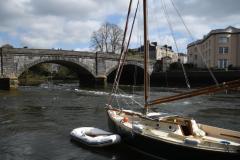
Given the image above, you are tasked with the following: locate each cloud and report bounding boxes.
[29,0,128,20]
[175,0,240,18]
[18,16,101,49]
[74,47,91,51]
[144,0,240,52]
[0,0,129,49]
[0,37,5,46]
[0,0,239,52]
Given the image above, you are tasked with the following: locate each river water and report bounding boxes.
[0,83,240,160]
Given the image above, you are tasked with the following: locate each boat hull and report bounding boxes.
[107,112,240,160]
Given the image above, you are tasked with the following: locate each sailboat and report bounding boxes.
[105,0,240,159]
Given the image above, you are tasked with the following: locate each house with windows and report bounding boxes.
[187,26,240,69]
[138,42,178,61]
[178,53,188,64]
[156,44,178,62]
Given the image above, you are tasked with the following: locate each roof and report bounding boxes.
[178,53,187,56]
[187,26,240,48]
[210,26,240,34]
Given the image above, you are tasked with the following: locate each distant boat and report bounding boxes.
[105,0,240,159]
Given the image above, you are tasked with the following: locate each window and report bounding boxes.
[219,47,228,54]
[194,55,197,60]
[218,37,229,44]
[194,47,197,52]
[218,59,228,69]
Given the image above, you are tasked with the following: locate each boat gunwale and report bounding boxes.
[107,107,240,134]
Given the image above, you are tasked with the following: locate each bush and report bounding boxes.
[169,62,182,71]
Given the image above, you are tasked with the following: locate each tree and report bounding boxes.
[90,22,123,54]
[169,62,182,71]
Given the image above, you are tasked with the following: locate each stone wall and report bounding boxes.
[151,71,240,87]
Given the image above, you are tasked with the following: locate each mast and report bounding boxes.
[143,0,149,114]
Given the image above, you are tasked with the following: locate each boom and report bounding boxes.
[149,79,240,106]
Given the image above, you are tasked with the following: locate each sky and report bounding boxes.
[0,0,240,53]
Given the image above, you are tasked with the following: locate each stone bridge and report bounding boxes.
[0,45,154,89]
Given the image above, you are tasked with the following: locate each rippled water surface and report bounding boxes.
[0,84,239,160]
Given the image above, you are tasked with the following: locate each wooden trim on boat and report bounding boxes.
[220,133,240,139]
[107,107,190,126]
[106,107,141,116]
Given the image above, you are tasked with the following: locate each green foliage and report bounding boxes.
[183,63,196,70]
[29,64,51,76]
[169,62,182,71]
[19,64,79,85]
[53,66,78,80]
[169,62,197,71]
[153,60,162,72]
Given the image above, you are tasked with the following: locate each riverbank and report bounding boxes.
[17,70,240,88]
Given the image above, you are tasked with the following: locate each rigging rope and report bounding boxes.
[132,65,138,101]
[118,88,144,108]
[108,0,140,106]
[161,0,191,89]
[114,0,140,92]
[169,0,219,86]
[108,0,133,106]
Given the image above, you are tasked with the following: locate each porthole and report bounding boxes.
[169,125,176,132]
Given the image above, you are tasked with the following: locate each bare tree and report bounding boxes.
[109,24,123,53]
[90,22,123,54]
[91,31,103,52]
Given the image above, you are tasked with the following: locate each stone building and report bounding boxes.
[156,44,178,62]
[137,42,178,61]
[178,53,188,64]
[187,26,240,69]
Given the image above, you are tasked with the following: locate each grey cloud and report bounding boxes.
[29,0,99,20]
[0,0,32,31]
[28,0,128,21]
[0,0,239,50]
[175,0,240,18]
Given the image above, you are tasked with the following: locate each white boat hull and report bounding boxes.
[107,108,240,160]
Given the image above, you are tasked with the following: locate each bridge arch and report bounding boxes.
[107,63,147,85]
[17,58,96,83]
[105,61,146,77]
